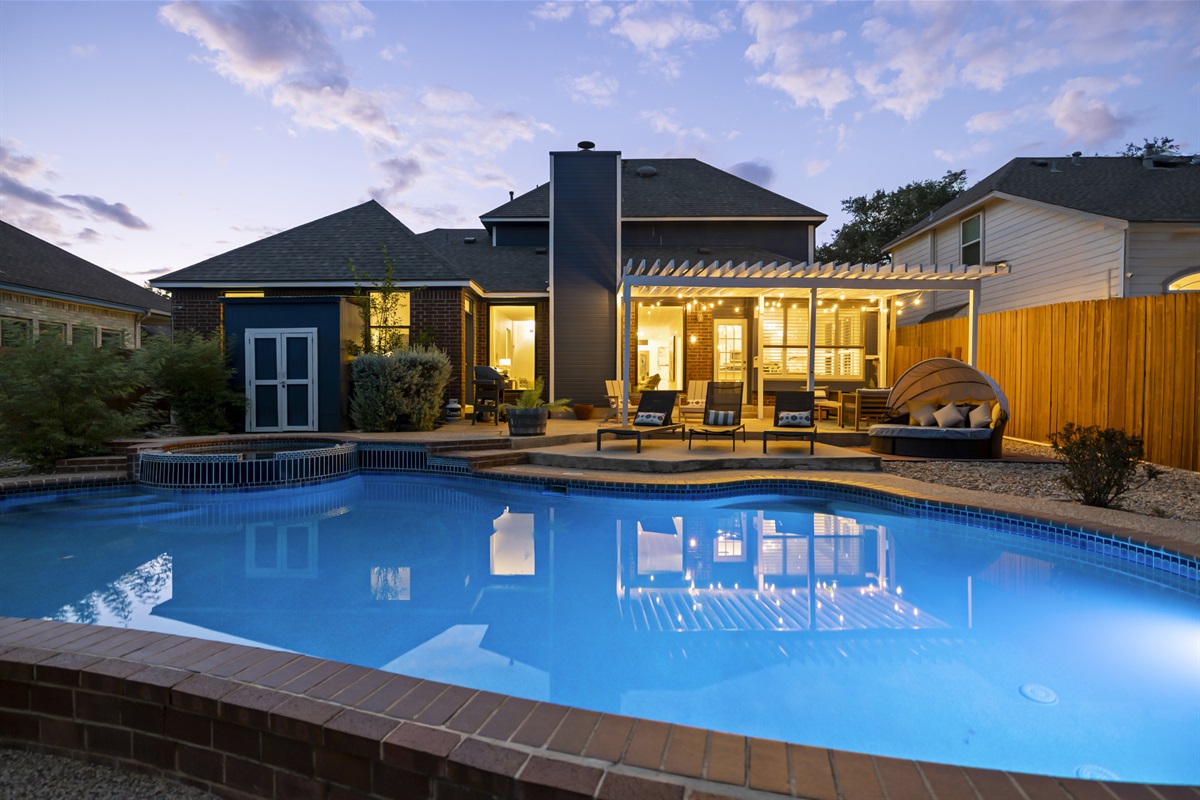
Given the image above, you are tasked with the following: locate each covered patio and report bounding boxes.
[615,257,1010,422]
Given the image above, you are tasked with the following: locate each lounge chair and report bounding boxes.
[676,380,709,422]
[597,391,685,452]
[687,381,746,451]
[602,379,642,423]
[762,391,816,454]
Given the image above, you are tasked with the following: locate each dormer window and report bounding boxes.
[960,214,982,265]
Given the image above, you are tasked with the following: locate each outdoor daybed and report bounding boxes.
[868,358,1009,459]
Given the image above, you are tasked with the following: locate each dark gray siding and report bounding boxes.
[551,151,620,405]
[623,220,813,261]
[493,222,550,247]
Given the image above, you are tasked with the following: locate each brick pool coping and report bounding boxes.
[2,462,1198,798]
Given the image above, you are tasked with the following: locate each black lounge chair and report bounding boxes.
[688,382,746,451]
[596,390,684,453]
[762,391,816,454]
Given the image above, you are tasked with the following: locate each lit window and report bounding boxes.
[222,291,265,298]
[761,306,864,380]
[960,215,982,265]
[369,290,411,351]
[1166,270,1200,292]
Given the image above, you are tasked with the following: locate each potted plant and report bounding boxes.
[502,377,570,436]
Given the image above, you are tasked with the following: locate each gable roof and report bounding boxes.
[480,158,825,221]
[888,156,1200,249]
[418,229,548,294]
[154,200,464,286]
[0,219,171,316]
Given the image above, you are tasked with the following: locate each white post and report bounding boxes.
[967,285,979,366]
[622,282,632,424]
[807,288,817,390]
[756,301,764,420]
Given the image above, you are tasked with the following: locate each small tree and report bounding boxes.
[348,244,411,354]
[136,330,245,435]
[0,336,152,471]
[1047,423,1162,509]
[1118,137,1182,158]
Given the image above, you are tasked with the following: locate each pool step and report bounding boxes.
[433,448,529,471]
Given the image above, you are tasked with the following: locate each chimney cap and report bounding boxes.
[577,140,595,151]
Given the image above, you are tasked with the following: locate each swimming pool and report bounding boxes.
[1,473,1197,784]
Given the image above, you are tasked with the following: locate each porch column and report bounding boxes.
[622,281,632,424]
[756,300,764,420]
[967,285,979,367]
[807,288,817,390]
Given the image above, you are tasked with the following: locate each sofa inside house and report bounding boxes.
[868,358,1009,459]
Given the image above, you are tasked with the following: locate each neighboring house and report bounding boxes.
[153,145,837,431]
[886,154,1200,324]
[0,220,171,348]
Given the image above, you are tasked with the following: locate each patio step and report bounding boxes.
[54,455,130,475]
[434,449,528,471]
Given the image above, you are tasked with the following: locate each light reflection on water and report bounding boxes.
[2,474,1197,784]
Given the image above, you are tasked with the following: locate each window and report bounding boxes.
[38,321,66,341]
[761,305,864,380]
[369,290,411,351]
[960,214,982,265]
[100,329,125,348]
[490,305,536,389]
[72,326,97,348]
[1,318,30,346]
[1166,269,1200,292]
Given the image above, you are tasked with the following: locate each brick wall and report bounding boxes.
[170,289,223,336]
[2,291,141,348]
[411,288,464,406]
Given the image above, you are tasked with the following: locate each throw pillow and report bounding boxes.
[706,410,736,426]
[634,411,665,426]
[777,411,812,427]
[968,401,992,428]
[910,403,938,427]
[934,402,966,428]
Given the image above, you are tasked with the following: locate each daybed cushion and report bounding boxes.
[868,424,993,440]
[934,402,966,428]
[910,402,937,427]
[968,401,992,428]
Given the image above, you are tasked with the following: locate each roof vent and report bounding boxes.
[636,165,657,178]
[509,191,514,201]
[1071,151,1082,166]
[697,247,712,255]
[577,140,595,151]
[1031,159,1049,167]
[463,236,476,244]
[535,247,547,255]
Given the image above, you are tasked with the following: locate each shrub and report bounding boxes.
[0,336,152,471]
[136,331,246,435]
[350,346,452,432]
[1047,422,1162,509]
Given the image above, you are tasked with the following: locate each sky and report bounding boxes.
[1,0,1197,286]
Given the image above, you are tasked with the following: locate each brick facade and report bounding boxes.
[1,290,142,348]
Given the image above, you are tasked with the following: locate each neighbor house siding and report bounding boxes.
[0,290,141,347]
[1125,224,1200,296]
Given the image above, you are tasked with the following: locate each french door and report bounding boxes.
[245,329,317,432]
[714,319,747,401]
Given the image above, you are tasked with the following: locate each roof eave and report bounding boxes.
[1,282,171,318]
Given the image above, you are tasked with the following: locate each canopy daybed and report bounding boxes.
[868,358,1009,459]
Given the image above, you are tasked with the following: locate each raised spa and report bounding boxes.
[137,438,358,489]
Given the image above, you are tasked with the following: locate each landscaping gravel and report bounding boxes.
[0,748,216,799]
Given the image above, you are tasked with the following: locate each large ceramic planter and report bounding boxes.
[506,407,549,436]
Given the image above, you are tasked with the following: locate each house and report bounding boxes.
[886,154,1200,324]
[0,219,171,348]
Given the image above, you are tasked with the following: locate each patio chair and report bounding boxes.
[762,391,816,455]
[597,390,685,453]
[676,380,709,422]
[841,388,891,431]
[602,379,642,423]
[688,381,746,451]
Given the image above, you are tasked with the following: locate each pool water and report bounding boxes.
[2,475,1197,784]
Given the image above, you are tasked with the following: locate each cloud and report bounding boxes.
[566,71,619,107]
[933,142,993,164]
[0,174,72,211]
[608,2,727,80]
[805,159,831,177]
[379,43,405,62]
[531,1,614,26]
[59,195,150,229]
[855,6,966,122]
[727,160,774,187]
[531,2,574,22]
[740,2,853,114]
[641,108,708,142]
[966,109,1016,134]
[70,44,98,58]
[1048,78,1137,147]
[368,156,423,203]
[77,228,101,242]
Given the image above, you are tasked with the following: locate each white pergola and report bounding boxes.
[616,258,1010,423]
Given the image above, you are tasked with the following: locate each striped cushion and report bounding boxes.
[706,410,736,426]
[777,411,812,427]
[634,411,666,426]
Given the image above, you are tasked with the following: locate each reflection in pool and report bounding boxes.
[1,475,1197,784]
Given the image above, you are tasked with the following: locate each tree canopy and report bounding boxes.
[814,169,967,265]
[1118,137,1182,157]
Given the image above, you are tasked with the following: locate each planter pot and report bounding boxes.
[573,404,594,420]
[506,407,549,436]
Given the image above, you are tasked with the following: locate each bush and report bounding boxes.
[0,336,153,471]
[350,345,452,432]
[1047,423,1162,509]
[136,331,246,435]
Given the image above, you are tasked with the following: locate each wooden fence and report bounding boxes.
[889,293,1200,471]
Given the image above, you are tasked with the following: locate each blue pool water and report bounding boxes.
[2,474,1197,784]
